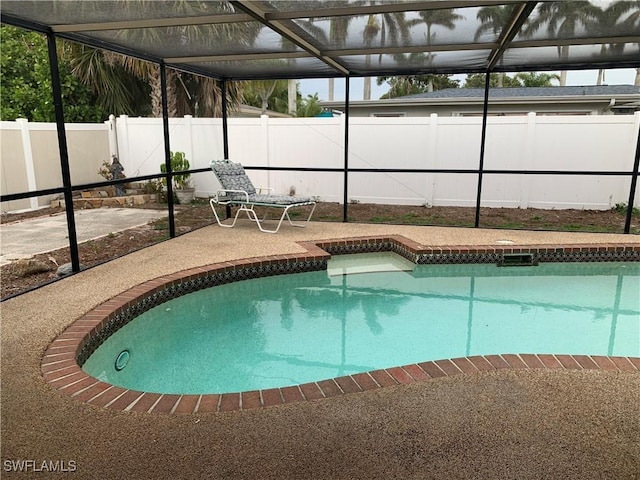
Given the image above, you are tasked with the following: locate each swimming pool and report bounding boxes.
[43,237,640,413]
[81,254,639,395]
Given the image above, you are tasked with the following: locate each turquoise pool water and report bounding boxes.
[82,257,640,394]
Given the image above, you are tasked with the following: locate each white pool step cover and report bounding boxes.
[327,252,415,276]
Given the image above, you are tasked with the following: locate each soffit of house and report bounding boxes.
[1,1,639,81]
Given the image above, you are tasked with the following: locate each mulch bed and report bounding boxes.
[1,201,637,299]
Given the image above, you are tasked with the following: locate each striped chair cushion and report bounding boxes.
[212,161,256,196]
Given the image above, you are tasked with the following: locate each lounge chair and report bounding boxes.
[209,160,317,233]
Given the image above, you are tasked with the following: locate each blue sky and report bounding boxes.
[299,68,638,101]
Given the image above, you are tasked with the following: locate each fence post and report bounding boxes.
[107,114,118,161]
[16,118,39,210]
[183,114,195,191]
[184,114,194,166]
[117,114,130,173]
[426,113,438,207]
[520,112,536,209]
[261,114,270,189]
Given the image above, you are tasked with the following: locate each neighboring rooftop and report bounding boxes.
[399,85,640,100]
[320,84,640,116]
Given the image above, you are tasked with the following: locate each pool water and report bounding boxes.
[82,258,640,394]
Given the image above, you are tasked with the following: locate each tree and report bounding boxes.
[0,26,109,122]
[175,74,244,118]
[242,82,323,117]
[296,93,323,117]
[66,1,258,117]
[463,73,521,88]
[362,7,411,100]
[522,2,601,86]
[68,46,246,118]
[594,1,640,86]
[406,8,464,91]
[475,5,515,87]
[514,72,560,87]
[377,74,459,98]
[243,79,289,114]
[326,16,353,101]
[66,43,150,116]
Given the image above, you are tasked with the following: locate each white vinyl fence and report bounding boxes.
[2,112,639,213]
[0,119,110,211]
[116,112,640,210]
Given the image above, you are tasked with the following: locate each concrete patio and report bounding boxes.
[1,220,639,479]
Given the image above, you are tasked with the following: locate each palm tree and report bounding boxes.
[362,13,381,100]
[514,72,560,87]
[522,2,601,86]
[297,93,323,117]
[327,15,354,101]
[70,44,246,118]
[68,44,173,117]
[407,8,464,91]
[596,1,640,86]
[361,5,411,100]
[463,72,521,88]
[68,0,260,117]
[65,43,150,116]
[176,74,245,118]
[377,73,459,98]
[475,5,516,87]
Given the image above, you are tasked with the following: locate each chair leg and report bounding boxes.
[242,205,263,224]
[285,203,317,228]
[255,204,317,234]
[243,207,282,233]
[210,199,241,228]
[210,200,316,233]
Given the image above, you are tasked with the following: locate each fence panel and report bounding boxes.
[3,113,639,213]
[1,120,109,211]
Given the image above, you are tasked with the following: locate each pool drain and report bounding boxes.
[115,350,130,371]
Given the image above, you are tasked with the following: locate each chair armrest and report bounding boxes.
[213,189,249,203]
[256,186,275,194]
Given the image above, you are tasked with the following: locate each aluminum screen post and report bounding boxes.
[624,117,640,234]
[160,63,176,238]
[474,73,491,228]
[221,79,231,220]
[47,33,80,272]
[343,76,350,223]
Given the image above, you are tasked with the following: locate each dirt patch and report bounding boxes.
[1,201,637,299]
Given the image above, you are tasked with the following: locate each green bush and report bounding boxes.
[160,151,192,190]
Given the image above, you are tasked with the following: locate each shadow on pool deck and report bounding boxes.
[1,221,639,479]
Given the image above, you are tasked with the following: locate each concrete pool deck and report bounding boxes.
[2,220,639,479]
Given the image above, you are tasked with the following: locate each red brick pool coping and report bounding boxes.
[42,236,640,414]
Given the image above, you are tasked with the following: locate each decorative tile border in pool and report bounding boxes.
[315,235,640,264]
[42,236,640,413]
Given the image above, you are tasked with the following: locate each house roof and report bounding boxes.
[1,1,639,81]
[400,85,640,100]
[319,84,640,109]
